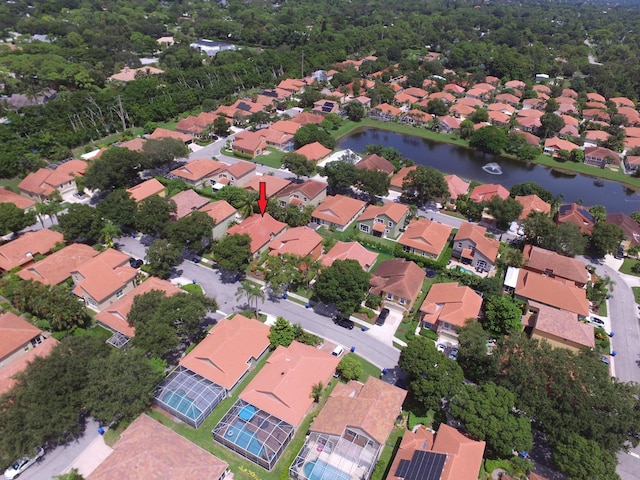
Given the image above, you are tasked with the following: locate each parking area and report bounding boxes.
[366,308,405,346]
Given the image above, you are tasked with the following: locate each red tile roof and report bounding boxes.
[420,282,482,328]
[239,341,339,426]
[180,314,270,390]
[170,189,210,219]
[370,259,426,303]
[19,168,75,197]
[0,336,58,395]
[244,176,292,197]
[516,195,551,219]
[454,223,500,262]
[399,218,453,258]
[522,245,589,285]
[0,229,64,271]
[355,154,395,175]
[516,270,589,316]
[226,213,287,253]
[0,188,35,210]
[18,243,99,285]
[118,137,146,152]
[529,300,595,349]
[126,179,165,203]
[147,128,192,143]
[586,92,606,103]
[321,241,379,271]
[0,312,42,362]
[199,200,237,226]
[72,249,137,303]
[291,112,324,125]
[268,226,322,258]
[444,174,469,199]
[359,202,409,224]
[295,142,332,162]
[171,159,224,183]
[390,166,417,191]
[88,414,228,480]
[544,137,579,152]
[270,119,301,135]
[469,183,509,202]
[312,195,366,229]
[556,203,595,234]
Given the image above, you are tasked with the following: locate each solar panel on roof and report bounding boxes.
[578,208,595,222]
[237,102,251,111]
[395,459,411,478]
[321,106,332,113]
[403,450,446,480]
[558,205,571,215]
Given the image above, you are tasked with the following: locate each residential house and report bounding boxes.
[386,424,485,480]
[170,159,224,188]
[515,115,542,132]
[259,128,294,151]
[126,178,165,203]
[515,195,551,220]
[513,130,541,147]
[452,222,500,272]
[611,97,635,108]
[522,245,589,287]
[488,110,511,126]
[147,128,192,144]
[583,109,610,122]
[232,131,268,158]
[278,78,306,93]
[107,66,164,82]
[312,99,340,115]
[455,97,483,108]
[522,300,594,352]
[18,161,87,202]
[291,112,325,125]
[439,116,461,133]
[0,337,58,396]
[0,312,44,365]
[370,103,402,121]
[606,213,640,250]
[624,156,640,173]
[555,203,595,234]
[514,268,589,318]
[586,92,606,103]
[399,109,432,126]
[267,226,323,261]
[295,142,332,163]
[449,103,476,118]
[403,87,429,99]
[270,120,301,136]
[290,377,407,480]
[71,249,137,312]
[488,103,516,115]
[444,83,466,95]
[369,259,426,311]
[543,137,579,156]
[355,154,395,175]
[226,213,287,255]
[584,130,610,146]
[175,112,216,137]
[199,200,238,240]
[0,228,63,272]
[399,218,453,259]
[495,93,520,106]
[312,195,366,231]
[469,183,509,203]
[244,176,292,198]
[357,203,409,239]
[171,189,210,219]
[0,188,35,211]
[584,146,621,167]
[180,314,270,391]
[18,243,99,285]
[420,282,483,342]
[277,180,327,209]
[389,166,417,194]
[211,161,256,188]
[320,241,379,271]
[95,277,181,342]
[88,414,229,480]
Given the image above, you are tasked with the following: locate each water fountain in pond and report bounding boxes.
[482,162,503,175]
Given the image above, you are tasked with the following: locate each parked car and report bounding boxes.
[128,257,143,269]
[331,345,345,357]
[4,447,44,479]
[448,348,459,361]
[375,308,390,326]
[589,316,605,327]
[334,316,355,330]
[436,343,446,353]
[600,355,611,365]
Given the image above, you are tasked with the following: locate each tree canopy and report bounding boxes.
[314,259,370,316]
[401,165,449,205]
[211,233,252,274]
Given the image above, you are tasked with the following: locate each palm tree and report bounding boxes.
[235,280,265,315]
[236,191,258,219]
[310,382,324,403]
[100,220,121,248]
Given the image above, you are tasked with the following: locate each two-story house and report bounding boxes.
[369,259,426,312]
[357,203,409,239]
[452,222,500,273]
[277,180,327,209]
[199,200,239,240]
[522,245,589,287]
[312,195,366,231]
[398,218,453,259]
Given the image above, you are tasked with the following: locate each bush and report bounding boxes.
[365,294,383,309]
[233,150,254,160]
[358,306,376,319]
[337,354,363,381]
[419,328,438,341]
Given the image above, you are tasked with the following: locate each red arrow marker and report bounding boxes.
[257,181,268,216]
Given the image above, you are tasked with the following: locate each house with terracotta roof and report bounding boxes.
[232,131,268,158]
[270,119,302,136]
[71,249,137,311]
[430,92,456,103]
[543,137,580,157]
[515,195,551,220]
[488,110,511,126]
[523,300,594,352]
[210,161,256,188]
[495,93,520,106]
[245,176,292,199]
[0,311,44,365]
[176,112,216,137]
[625,155,640,173]
[291,112,324,125]
[312,99,340,116]
[18,163,85,202]
[147,127,193,143]
[199,200,238,240]
[277,179,327,209]
[515,115,542,132]
[390,166,417,194]
[294,142,332,163]
[290,377,407,480]
[420,282,482,341]
[88,414,229,480]
[443,174,469,202]
[95,277,181,341]
[0,188,35,211]
[444,83,465,94]
[606,213,640,250]
[370,103,402,121]
[439,115,461,133]
[469,183,509,203]
[513,130,541,147]
[180,314,270,391]
[357,203,409,239]
[226,213,287,255]
[452,222,500,273]
[268,226,323,261]
[321,241,379,271]
[170,189,210,219]
[171,159,224,187]
[455,97,483,108]
[370,259,426,311]
[522,245,589,287]
[18,243,99,285]
[0,228,63,272]
[126,178,165,203]
[355,154,395,175]
[399,109,432,126]
[312,195,366,231]
[278,78,306,93]
[398,218,453,259]
[386,424,485,480]
[555,203,595,234]
[584,146,621,167]
[514,268,589,318]
[118,137,146,152]
[0,336,58,396]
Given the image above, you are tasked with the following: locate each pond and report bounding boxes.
[338,127,640,214]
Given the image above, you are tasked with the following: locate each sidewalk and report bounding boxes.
[62,434,113,477]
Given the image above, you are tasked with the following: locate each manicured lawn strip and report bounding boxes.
[633,287,640,303]
[315,223,358,242]
[371,425,405,480]
[598,300,608,317]
[620,258,640,276]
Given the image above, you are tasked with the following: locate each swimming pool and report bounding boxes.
[303,459,350,480]
[456,266,475,275]
[162,389,202,420]
[225,421,266,457]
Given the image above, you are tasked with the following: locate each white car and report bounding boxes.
[436,343,446,353]
[4,447,44,479]
[589,316,605,327]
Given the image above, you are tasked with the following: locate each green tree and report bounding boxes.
[540,112,565,138]
[399,336,464,411]
[145,239,182,279]
[553,222,587,257]
[460,120,475,140]
[589,205,607,223]
[509,182,555,204]
[211,233,252,273]
[553,434,620,480]
[264,254,304,297]
[55,469,85,480]
[213,115,231,136]
[456,320,500,383]
[235,280,265,313]
[469,126,508,154]
[468,108,489,123]
[0,203,36,235]
[314,259,371,315]
[84,147,146,191]
[293,124,336,149]
[486,196,524,230]
[590,222,624,258]
[135,195,176,236]
[268,316,296,349]
[282,152,315,178]
[96,189,137,229]
[141,138,189,168]
[522,211,557,247]
[450,382,533,458]
[356,168,391,198]
[483,295,523,336]
[166,211,214,252]
[297,89,323,108]
[344,101,365,121]
[401,165,449,206]
[58,204,104,244]
[426,98,448,116]
[337,354,363,381]
[310,382,324,402]
[321,161,358,193]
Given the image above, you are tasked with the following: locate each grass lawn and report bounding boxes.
[394,276,445,344]
[256,147,286,169]
[371,425,405,480]
[315,223,358,242]
[181,283,204,294]
[620,258,640,276]
[0,177,21,192]
[633,287,640,303]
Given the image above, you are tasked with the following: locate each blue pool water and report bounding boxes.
[456,266,475,275]
[162,389,202,420]
[225,421,266,457]
[304,459,350,480]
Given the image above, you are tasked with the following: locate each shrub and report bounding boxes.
[337,354,363,381]
[419,328,438,341]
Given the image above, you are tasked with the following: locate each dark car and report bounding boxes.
[313,302,339,319]
[375,308,390,326]
[129,257,143,269]
[334,316,355,330]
